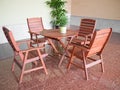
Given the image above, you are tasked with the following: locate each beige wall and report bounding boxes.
[66,0,71,14]
[71,0,120,20]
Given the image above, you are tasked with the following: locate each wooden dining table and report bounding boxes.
[33,29,78,54]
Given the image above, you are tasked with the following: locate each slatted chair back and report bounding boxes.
[27,17,48,47]
[2,27,24,59]
[27,17,44,32]
[78,18,96,36]
[86,28,112,57]
[67,19,96,46]
[3,27,20,52]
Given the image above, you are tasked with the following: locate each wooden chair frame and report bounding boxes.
[27,17,47,46]
[3,27,48,83]
[68,18,96,46]
[60,28,112,80]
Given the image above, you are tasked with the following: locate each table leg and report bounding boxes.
[58,36,75,67]
[58,39,66,49]
[47,38,59,53]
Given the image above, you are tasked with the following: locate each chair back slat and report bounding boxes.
[2,27,20,52]
[78,19,96,36]
[27,17,44,32]
[87,28,112,56]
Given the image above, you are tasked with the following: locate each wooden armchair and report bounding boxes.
[2,27,48,84]
[61,28,112,80]
[27,17,47,46]
[59,19,96,67]
[68,19,96,46]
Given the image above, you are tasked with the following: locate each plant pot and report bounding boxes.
[60,27,67,33]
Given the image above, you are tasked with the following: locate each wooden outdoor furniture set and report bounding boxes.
[2,17,112,83]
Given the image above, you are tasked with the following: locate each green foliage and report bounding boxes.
[46,0,68,27]
[58,15,68,27]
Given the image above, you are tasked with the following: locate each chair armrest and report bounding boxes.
[21,45,45,53]
[17,38,47,48]
[69,35,77,42]
[16,39,33,46]
[78,32,93,37]
[28,31,40,35]
[70,43,89,51]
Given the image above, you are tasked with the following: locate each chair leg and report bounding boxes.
[59,41,71,67]
[11,53,16,72]
[100,55,105,72]
[11,58,15,72]
[67,46,75,70]
[58,54,65,67]
[40,58,48,75]
[43,64,48,75]
[84,66,88,80]
[83,52,88,80]
[19,63,26,84]
[37,49,48,75]
[67,58,73,70]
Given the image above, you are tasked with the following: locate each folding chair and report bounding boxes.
[3,27,48,83]
[67,28,112,80]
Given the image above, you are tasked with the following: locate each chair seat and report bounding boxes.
[28,49,48,59]
[71,38,90,45]
[68,48,83,59]
[32,37,46,43]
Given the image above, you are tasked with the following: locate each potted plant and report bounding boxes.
[46,0,68,33]
[59,15,68,33]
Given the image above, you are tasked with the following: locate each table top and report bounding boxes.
[35,29,78,39]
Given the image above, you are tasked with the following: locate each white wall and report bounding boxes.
[0,0,71,59]
[0,0,52,44]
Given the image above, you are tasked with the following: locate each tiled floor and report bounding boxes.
[0,32,120,90]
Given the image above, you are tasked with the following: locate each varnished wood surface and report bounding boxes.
[36,29,78,39]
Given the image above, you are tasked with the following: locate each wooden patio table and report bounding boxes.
[33,29,78,54]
